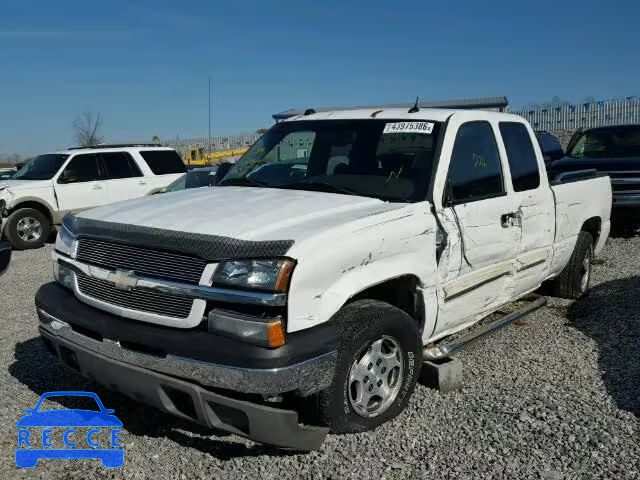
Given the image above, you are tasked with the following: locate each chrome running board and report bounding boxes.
[423,294,547,360]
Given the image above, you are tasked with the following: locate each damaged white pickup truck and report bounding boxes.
[36,107,612,450]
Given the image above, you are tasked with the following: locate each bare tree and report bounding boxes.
[72,111,104,146]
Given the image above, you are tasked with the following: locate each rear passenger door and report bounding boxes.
[100,151,148,201]
[499,122,555,296]
[54,153,109,213]
[434,120,521,334]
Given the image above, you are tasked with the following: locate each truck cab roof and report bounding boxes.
[283,107,526,124]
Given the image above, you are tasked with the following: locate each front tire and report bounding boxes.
[318,300,422,434]
[551,231,593,299]
[4,208,50,250]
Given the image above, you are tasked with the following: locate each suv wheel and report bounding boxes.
[4,208,50,250]
[318,300,422,433]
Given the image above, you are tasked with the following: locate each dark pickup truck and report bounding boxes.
[547,124,640,227]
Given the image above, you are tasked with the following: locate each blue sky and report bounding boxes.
[1,0,639,156]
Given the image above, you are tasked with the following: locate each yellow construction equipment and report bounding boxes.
[183,146,249,167]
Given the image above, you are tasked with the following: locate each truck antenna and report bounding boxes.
[408,97,420,113]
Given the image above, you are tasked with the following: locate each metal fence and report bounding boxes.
[157,133,262,156]
[509,98,640,131]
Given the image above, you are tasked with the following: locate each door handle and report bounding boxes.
[137,181,147,185]
[92,184,103,190]
[501,212,521,228]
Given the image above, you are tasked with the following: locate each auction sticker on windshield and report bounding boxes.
[383,122,434,134]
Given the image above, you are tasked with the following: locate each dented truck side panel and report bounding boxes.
[286,202,439,341]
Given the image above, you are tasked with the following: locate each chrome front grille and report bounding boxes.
[76,238,208,284]
[76,271,194,319]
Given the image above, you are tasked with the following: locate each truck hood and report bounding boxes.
[78,186,411,242]
[0,179,52,192]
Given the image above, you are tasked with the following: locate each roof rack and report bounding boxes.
[67,143,164,150]
[272,96,509,121]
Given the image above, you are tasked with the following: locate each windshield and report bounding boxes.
[164,168,218,192]
[568,126,640,159]
[221,119,442,202]
[13,154,69,180]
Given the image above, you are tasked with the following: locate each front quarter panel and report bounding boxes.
[286,203,438,339]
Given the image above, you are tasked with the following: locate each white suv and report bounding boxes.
[0,144,185,249]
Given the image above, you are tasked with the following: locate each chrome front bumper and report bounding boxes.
[38,307,337,396]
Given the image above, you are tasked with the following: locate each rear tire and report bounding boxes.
[318,300,422,434]
[551,231,593,299]
[4,208,50,250]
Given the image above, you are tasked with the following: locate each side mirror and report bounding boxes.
[58,170,77,184]
[0,243,11,276]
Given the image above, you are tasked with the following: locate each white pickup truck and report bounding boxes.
[36,108,611,450]
[0,145,185,249]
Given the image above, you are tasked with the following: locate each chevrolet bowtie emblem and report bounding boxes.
[108,269,139,291]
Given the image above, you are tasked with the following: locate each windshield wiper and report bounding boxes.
[219,177,269,187]
[278,180,361,196]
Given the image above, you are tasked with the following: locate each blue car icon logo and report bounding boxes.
[16,391,123,468]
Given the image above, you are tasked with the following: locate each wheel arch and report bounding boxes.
[581,216,601,246]
[347,274,426,333]
[7,200,55,225]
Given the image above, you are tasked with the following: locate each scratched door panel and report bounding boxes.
[434,195,520,335]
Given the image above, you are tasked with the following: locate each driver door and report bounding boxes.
[54,153,109,213]
[432,119,520,337]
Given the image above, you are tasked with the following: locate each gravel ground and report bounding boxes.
[1,235,639,480]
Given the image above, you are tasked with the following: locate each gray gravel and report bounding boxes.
[1,235,639,480]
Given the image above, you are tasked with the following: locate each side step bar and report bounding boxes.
[423,294,548,361]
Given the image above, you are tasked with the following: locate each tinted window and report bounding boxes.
[101,152,142,179]
[139,150,186,175]
[59,154,102,183]
[13,154,68,180]
[568,125,640,158]
[446,122,504,204]
[535,132,564,162]
[500,122,541,191]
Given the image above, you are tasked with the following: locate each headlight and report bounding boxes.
[212,259,295,292]
[53,262,76,290]
[55,225,76,257]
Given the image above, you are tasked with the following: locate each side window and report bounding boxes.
[58,154,101,184]
[139,150,187,175]
[500,122,541,191]
[101,152,143,179]
[446,122,504,204]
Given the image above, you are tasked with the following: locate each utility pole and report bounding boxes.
[208,75,212,153]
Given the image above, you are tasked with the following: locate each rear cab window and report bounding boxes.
[499,122,541,192]
[139,150,186,175]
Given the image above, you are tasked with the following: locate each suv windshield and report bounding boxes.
[568,125,640,159]
[12,154,69,180]
[221,119,442,202]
